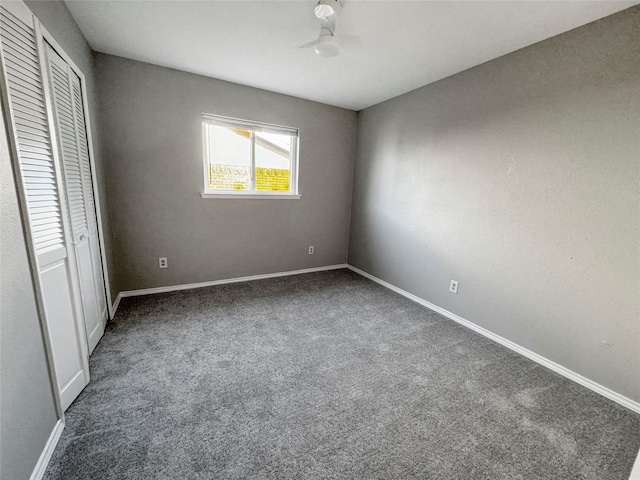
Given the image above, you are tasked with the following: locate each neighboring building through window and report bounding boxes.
[202,114,299,197]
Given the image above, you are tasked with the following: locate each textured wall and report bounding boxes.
[349,7,640,402]
[95,54,357,292]
[25,0,116,303]
[1,101,58,480]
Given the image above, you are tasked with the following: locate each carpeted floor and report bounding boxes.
[44,269,640,479]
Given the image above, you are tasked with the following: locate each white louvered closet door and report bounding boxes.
[46,43,106,354]
[0,3,89,410]
[71,69,108,330]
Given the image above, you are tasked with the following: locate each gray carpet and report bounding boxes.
[44,269,640,479]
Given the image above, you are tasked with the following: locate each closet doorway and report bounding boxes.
[44,42,108,354]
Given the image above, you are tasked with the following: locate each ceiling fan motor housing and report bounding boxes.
[314,0,342,20]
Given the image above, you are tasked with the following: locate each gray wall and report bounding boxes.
[349,7,640,402]
[1,105,58,480]
[94,54,357,293]
[25,0,116,303]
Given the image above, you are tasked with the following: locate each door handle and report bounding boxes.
[72,233,87,246]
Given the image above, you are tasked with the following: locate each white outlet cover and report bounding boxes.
[449,280,459,294]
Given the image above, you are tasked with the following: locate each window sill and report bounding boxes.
[200,192,301,200]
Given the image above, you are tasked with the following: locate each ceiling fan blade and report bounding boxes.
[296,39,319,49]
[336,34,362,52]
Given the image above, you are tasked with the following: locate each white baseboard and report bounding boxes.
[347,264,640,416]
[30,419,63,480]
[112,264,348,316]
[111,292,122,317]
[108,295,118,320]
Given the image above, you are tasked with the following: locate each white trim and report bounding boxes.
[347,264,640,415]
[202,113,298,136]
[112,292,122,317]
[630,449,640,480]
[112,264,348,314]
[200,193,301,200]
[29,419,64,480]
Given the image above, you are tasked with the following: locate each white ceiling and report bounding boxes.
[64,0,637,111]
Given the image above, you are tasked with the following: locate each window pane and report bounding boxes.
[208,125,251,191]
[255,131,291,192]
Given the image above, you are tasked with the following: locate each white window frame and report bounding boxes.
[201,113,300,199]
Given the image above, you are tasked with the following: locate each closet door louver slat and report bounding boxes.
[47,54,88,239]
[71,73,97,231]
[1,7,64,256]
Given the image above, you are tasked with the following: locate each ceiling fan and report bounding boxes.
[297,0,361,58]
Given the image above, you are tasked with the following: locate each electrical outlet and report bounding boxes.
[449,280,459,294]
[308,246,314,255]
[159,257,168,269]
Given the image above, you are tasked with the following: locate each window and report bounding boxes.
[201,114,299,198]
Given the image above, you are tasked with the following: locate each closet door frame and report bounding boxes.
[40,25,114,320]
